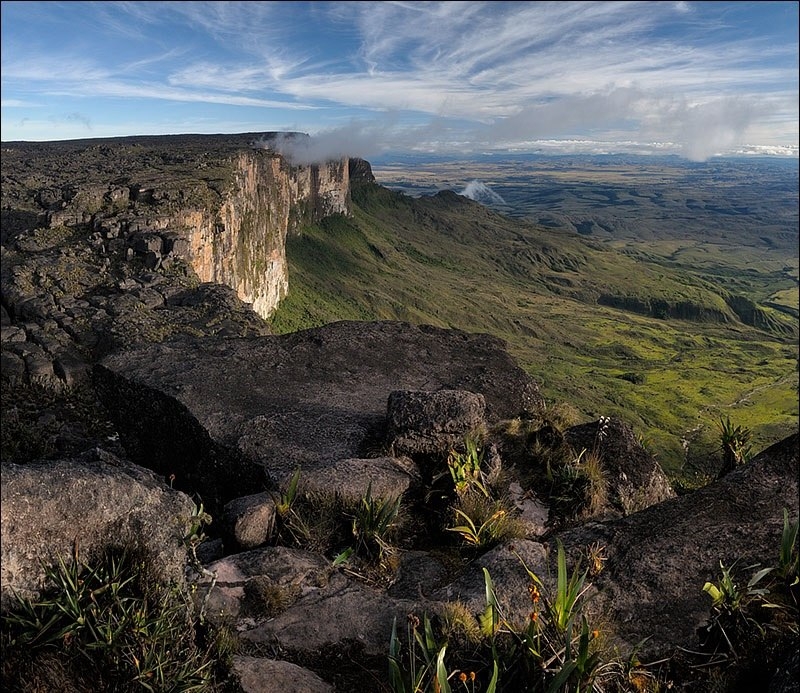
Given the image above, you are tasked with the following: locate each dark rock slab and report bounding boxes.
[387,389,487,456]
[199,546,332,628]
[240,571,425,658]
[95,320,544,513]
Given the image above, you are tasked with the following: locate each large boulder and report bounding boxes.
[0,447,196,610]
[94,320,544,514]
[386,389,487,456]
[558,432,799,661]
[564,416,675,516]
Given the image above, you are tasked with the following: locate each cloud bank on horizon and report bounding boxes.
[1,1,797,162]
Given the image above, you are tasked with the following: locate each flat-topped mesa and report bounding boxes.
[0,133,351,319]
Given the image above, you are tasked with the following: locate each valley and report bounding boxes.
[270,155,799,482]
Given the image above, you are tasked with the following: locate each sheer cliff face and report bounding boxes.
[174,151,350,319]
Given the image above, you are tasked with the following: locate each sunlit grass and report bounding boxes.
[269,184,798,476]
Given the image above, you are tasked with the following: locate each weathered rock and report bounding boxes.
[387,389,487,456]
[222,492,277,550]
[506,482,550,537]
[199,547,332,628]
[564,416,675,516]
[241,571,425,658]
[433,539,550,630]
[53,351,91,387]
[292,456,416,504]
[557,432,799,661]
[1,134,351,321]
[387,550,453,600]
[0,350,25,382]
[0,447,196,610]
[94,320,544,514]
[230,656,333,693]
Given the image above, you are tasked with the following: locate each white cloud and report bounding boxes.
[1,1,796,155]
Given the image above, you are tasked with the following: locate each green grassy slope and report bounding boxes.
[269,182,799,481]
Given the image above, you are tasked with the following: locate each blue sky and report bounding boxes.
[1,1,798,161]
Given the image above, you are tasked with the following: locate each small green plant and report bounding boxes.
[275,467,301,518]
[386,543,662,692]
[477,552,604,691]
[549,447,607,520]
[184,501,213,563]
[716,415,753,475]
[584,541,607,578]
[697,511,800,683]
[447,496,524,550]
[442,435,491,498]
[389,613,451,693]
[271,467,312,547]
[701,559,775,654]
[440,601,483,647]
[1,544,219,690]
[543,540,590,635]
[351,482,402,562]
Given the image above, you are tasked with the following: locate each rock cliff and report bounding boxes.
[1,133,350,320]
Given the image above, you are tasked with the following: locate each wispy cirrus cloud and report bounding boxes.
[1,0,796,157]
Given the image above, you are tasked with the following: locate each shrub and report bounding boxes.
[1,544,225,691]
[716,416,753,476]
[447,495,525,551]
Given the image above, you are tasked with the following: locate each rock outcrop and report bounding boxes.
[564,416,676,516]
[93,320,545,514]
[1,133,350,322]
[556,432,799,661]
[0,447,196,610]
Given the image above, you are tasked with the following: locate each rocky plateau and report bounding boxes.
[1,134,797,692]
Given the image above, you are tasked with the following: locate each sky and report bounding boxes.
[1,1,798,162]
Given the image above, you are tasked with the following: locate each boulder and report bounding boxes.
[230,656,333,693]
[564,416,675,516]
[199,546,332,628]
[291,456,416,505]
[0,447,196,610]
[387,389,487,456]
[240,571,425,658]
[222,492,278,550]
[557,432,799,661]
[433,539,550,630]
